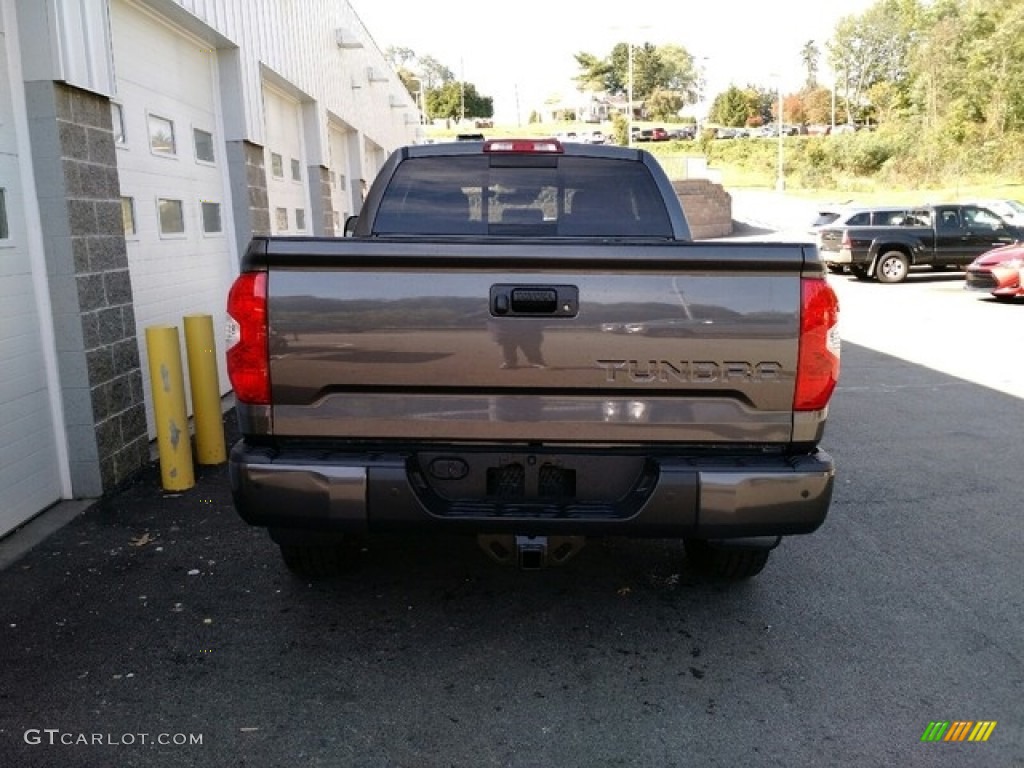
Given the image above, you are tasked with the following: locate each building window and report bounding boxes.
[333,211,340,232]
[148,114,176,155]
[112,104,126,145]
[329,171,336,186]
[275,207,288,231]
[338,174,347,191]
[295,208,306,231]
[157,198,185,235]
[121,197,136,235]
[291,158,302,182]
[201,201,222,234]
[193,128,215,163]
[271,153,284,178]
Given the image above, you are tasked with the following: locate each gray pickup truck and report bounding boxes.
[226,138,840,580]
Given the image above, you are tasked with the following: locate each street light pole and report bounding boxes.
[695,55,709,135]
[627,40,634,146]
[407,76,425,124]
[776,79,785,192]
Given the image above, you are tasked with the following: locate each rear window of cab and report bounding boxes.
[372,155,673,237]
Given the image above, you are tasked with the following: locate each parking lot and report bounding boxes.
[1,205,1022,767]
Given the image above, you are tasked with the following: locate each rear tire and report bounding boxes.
[850,265,872,281]
[876,251,910,283]
[684,539,771,580]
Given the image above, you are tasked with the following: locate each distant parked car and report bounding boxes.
[964,243,1024,300]
[635,129,654,142]
[650,127,669,141]
[968,199,1024,227]
[668,126,696,140]
[811,205,917,264]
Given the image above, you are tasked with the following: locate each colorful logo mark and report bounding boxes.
[921,721,997,743]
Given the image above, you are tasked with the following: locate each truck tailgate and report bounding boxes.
[260,239,811,444]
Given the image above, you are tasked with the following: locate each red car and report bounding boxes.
[965,243,1024,300]
[650,126,669,141]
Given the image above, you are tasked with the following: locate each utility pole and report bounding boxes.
[627,41,633,145]
[776,80,785,192]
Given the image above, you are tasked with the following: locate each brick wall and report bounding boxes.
[672,179,733,239]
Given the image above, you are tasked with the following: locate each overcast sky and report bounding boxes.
[349,0,878,123]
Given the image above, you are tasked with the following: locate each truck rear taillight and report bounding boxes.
[226,272,270,405]
[841,231,852,249]
[794,277,840,412]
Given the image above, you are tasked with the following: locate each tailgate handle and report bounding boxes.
[512,289,556,312]
[491,285,578,317]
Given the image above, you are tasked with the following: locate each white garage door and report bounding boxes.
[263,84,309,235]
[0,9,63,534]
[110,0,235,435]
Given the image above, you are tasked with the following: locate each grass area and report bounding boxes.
[422,121,1024,205]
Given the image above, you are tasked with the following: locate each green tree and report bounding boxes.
[385,46,416,70]
[959,0,1024,136]
[800,85,837,125]
[573,51,611,92]
[657,44,698,100]
[710,86,753,127]
[396,68,426,118]
[418,55,455,90]
[574,41,697,106]
[801,40,820,88]
[646,88,685,121]
[827,0,923,123]
[426,81,493,121]
[744,85,776,125]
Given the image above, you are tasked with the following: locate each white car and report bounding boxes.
[969,199,1024,226]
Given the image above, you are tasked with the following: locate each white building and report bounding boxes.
[0,0,421,536]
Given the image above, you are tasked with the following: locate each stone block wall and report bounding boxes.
[309,165,335,236]
[672,179,733,239]
[226,140,271,257]
[25,82,148,495]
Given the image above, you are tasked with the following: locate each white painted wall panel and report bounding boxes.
[0,5,62,534]
[163,0,418,155]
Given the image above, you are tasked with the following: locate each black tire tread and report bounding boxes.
[279,543,350,579]
[684,540,771,580]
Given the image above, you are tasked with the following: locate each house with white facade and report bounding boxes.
[0,0,421,536]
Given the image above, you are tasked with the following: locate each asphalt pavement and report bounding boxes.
[2,200,1022,767]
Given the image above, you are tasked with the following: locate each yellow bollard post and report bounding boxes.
[145,325,195,491]
[183,314,227,465]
